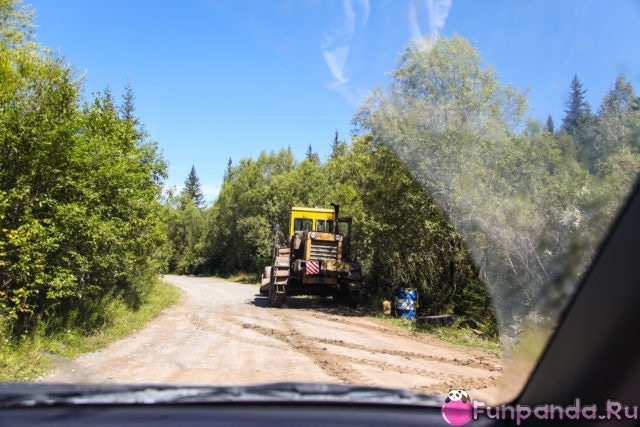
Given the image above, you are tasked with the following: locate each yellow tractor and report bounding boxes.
[260,204,362,307]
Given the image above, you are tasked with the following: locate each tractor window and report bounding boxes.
[338,221,350,238]
[293,218,312,232]
[316,219,334,232]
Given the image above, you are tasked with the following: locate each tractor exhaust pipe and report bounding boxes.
[331,203,340,234]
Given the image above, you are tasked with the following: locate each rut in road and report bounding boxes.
[235,301,501,396]
[239,320,370,386]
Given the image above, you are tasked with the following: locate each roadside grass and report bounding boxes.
[217,272,261,284]
[377,317,502,355]
[505,323,552,365]
[0,278,181,382]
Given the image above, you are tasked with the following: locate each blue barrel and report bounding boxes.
[395,288,418,319]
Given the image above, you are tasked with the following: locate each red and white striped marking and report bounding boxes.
[305,261,320,275]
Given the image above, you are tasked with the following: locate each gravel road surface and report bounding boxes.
[41,275,503,401]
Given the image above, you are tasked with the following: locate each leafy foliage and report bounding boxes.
[353,36,639,335]
[0,0,167,338]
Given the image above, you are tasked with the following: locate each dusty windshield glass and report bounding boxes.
[1,0,639,406]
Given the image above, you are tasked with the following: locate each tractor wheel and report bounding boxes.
[275,293,287,308]
[260,266,272,296]
[337,282,361,309]
[268,260,289,308]
[345,289,360,309]
[268,280,287,308]
[268,282,278,307]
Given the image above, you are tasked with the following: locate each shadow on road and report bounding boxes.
[249,294,269,308]
[247,294,362,317]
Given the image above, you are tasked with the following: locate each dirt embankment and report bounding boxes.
[41,275,504,402]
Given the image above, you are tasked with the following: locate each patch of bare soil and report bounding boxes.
[40,275,504,402]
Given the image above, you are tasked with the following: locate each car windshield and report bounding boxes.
[1,0,639,407]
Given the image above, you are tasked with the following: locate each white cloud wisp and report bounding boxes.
[409,0,452,40]
[321,0,370,88]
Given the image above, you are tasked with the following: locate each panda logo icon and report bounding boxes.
[445,389,470,404]
[441,389,473,426]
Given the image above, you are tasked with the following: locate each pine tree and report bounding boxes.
[561,74,595,164]
[305,144,319,163]
[121,81,137,122]
[182,165,205,207]
[330,130,346,158]
[546,115,554,133]
[223,157,233,182]
[562,74,592,136]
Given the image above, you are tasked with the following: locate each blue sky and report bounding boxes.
[27,0,640,203]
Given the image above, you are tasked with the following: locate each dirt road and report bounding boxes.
[41,276,503,401]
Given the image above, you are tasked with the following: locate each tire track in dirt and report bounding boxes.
[335,355,500,394]
[185,281,503,396]
[302,311,501,367]
[186,309,291,352]
[314,337,500,372]
[239,311,501,395]
[240,322,371,386]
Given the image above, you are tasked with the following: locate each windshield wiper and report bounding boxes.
[0,382,442,407]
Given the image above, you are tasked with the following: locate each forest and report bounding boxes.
[2,0,639,341]
[165,38,640,336]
